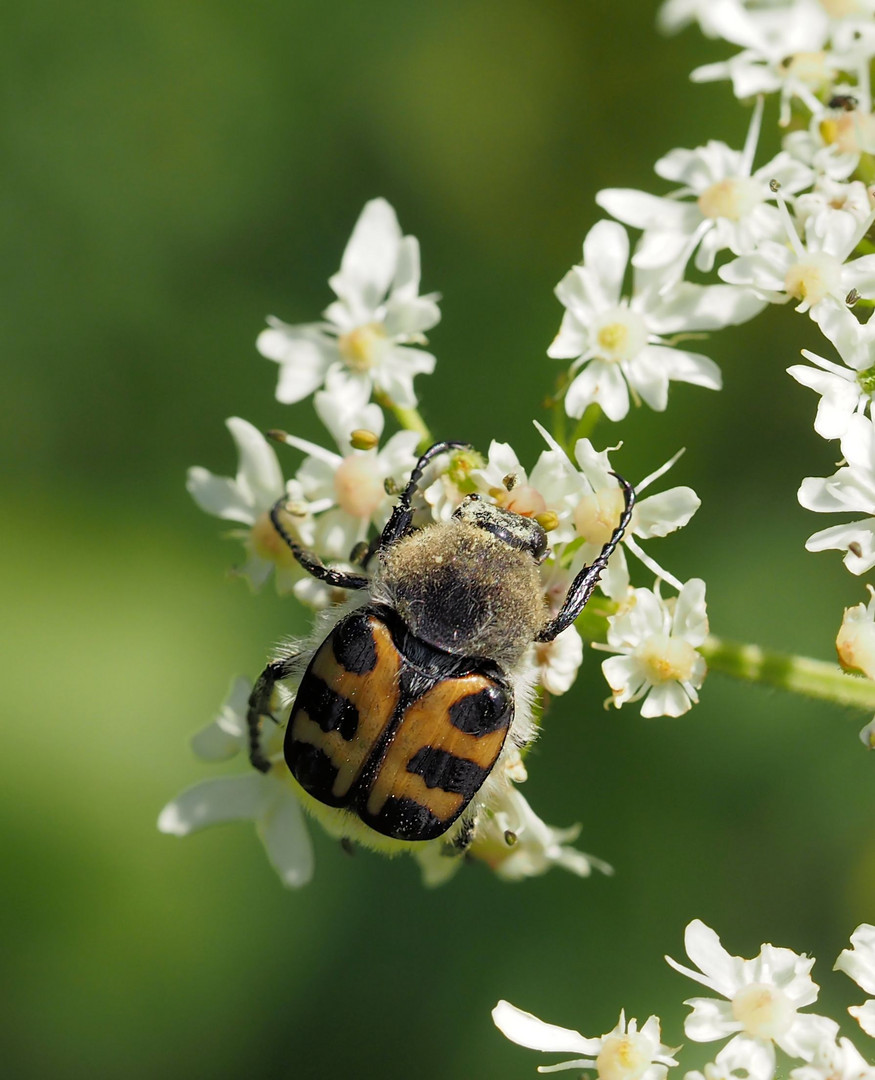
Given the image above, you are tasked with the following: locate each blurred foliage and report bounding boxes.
[3,1,873,1078]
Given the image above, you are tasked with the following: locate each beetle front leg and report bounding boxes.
[247,653,300,773]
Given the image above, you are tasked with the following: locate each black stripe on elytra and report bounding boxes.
[406,745,490,795]
[285,741,346,806]
[331,611,378,675]
[360,794,448,842]
[447,684,512,736]
[293,674,359,740]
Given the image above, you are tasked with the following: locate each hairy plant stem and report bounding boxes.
[701,635,875,710]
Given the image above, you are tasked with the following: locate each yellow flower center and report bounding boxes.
[697,177,762,221]
[573,486,625,546]
[593,308,648,363]
[784,252,841,306]
[731,983,796,1041]
[818,0,865,15]
[333,455,385,518]
[636,634,698,684]
[337,322,388,371]
[596,1033,653,1080]
[820,110,875,155]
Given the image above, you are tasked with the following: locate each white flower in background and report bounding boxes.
[273,376,421,562]
[798,413,875,574]
[791,1036,875,1080]
[785,98,875,182]
[835,586,875,677]
[667,919,838,1066]
[158,678,314,889]
[688,0,838,122]
[597,98,813,276]
[187,416,314,593]
[835,924,875,1037]
[474,783,611,882]
[599,579,708,717]
[795,178,875,252]
[684,1036,777,1080]
[537,423,702,600]
[719,190,875,316]
[656,0,752,37]
[787,303,875,438]
[492,1004,678,1079]
[257,198,440,409]
[548,220,762,421]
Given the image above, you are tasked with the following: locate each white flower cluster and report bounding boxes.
[493,918,875,1080]
[577,0,875,743]
[165,195,714,890]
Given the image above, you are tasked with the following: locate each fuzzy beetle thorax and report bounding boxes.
[373,520,549,665]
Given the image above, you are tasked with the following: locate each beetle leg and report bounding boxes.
[379,440,471,548]
[269,499,370,590]
[536,472,636,642]
[246,652,300,773]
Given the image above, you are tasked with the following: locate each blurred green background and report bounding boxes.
[3,2,874,1077]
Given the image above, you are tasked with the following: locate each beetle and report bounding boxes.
[246,440,635,851]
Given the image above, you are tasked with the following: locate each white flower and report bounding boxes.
[420,446,486,521]
[791,1036,875,1080]
[688,0,838,123]
[684,1036,776,1080]
[492,1004,678,1079]
[548,220,761,421]
[257,198,440,409]
[785,101,875,181]
[656,0,751,37]
[798,414,875,574]
[719,193,875,317]
[597,98,813,276]
[186,416,314,593]
[599,580,708,717]
[535,625,584,695]
[273,377,421,562]
[472,438,576,533]
[535,423,702,600]
[835,586,875,677]
[795,178,875,244]
[788,304,875,438]
[413,753,609,886]
[474,784,611,883]
[835,924,875,1037]
[667,919,839,1067]
[157,678,314,889]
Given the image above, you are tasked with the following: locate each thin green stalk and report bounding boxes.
[566,404,602,453]
[701,634,875,710]
[375,392,433,449]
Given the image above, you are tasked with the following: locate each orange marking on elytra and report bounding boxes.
[365,676,509,820]
[290,617,401,799]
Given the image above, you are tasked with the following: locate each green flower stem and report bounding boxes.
[700,635,875,710]
[566,404,602,454]
[375,393,433,449]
